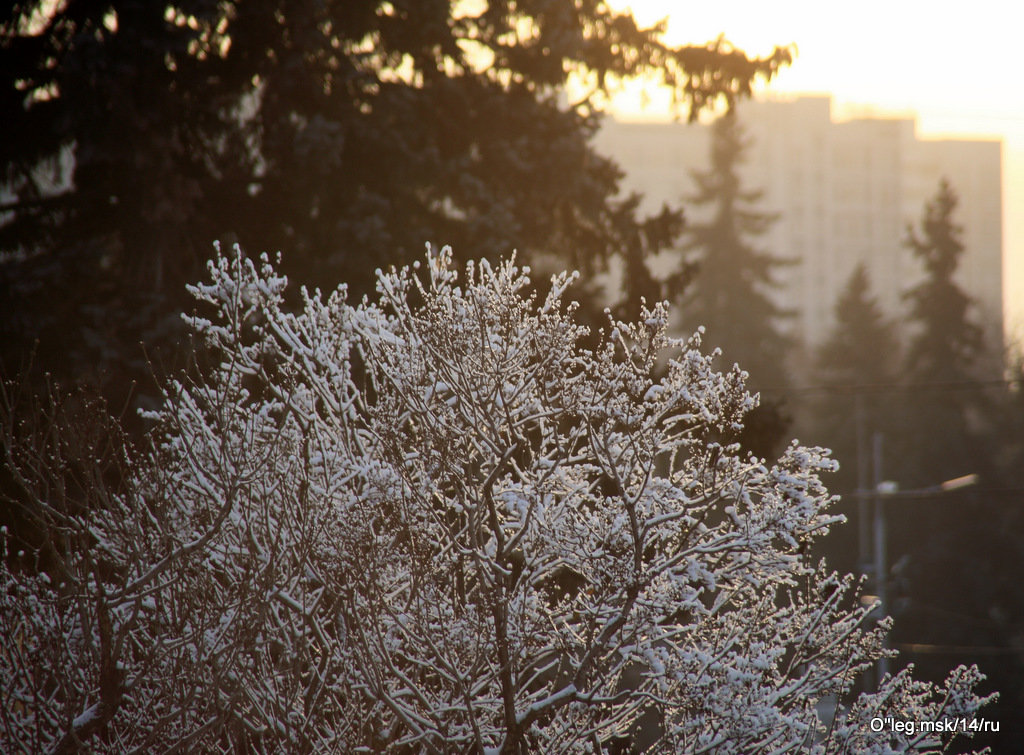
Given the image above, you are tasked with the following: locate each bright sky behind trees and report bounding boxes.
[606,0,1024,341]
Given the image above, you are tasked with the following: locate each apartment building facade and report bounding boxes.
[594,96,1004,371]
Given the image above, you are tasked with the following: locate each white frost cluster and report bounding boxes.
[0,244,993,752]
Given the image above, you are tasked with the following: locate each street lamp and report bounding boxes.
[870,470,978,681]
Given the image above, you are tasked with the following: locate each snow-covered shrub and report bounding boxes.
[0,245,993,753]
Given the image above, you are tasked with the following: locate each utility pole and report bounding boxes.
[855,394,869,581]
[865,435,978,688]
[872,432,888,681]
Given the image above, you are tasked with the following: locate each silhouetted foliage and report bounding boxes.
[676,111,794,457]
[811,264,901,493]
[677,111,793,392]
[865,179,1018,754]
[899,178,987,488]
[0,0,791,403]
[0,374,133,568]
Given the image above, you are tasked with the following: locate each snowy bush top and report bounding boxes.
[0,244,992,753]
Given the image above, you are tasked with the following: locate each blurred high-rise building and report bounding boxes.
[595,95,1003,375]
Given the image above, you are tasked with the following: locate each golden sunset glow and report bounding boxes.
[606,0,1024,338]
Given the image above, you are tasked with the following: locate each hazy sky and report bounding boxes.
[605,0,1024,343]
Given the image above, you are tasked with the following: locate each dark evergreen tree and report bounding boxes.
[678,111,793,394]
[676,111,793,457]
[811,263,901,493]
[899,178,986,487]
[880,178,1023,754]
[991,352,1024,477]
[0,1,791,403]
[803,263,902,593]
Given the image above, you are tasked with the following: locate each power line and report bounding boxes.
[897,643,1018,656]
[761,378,1016,398]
